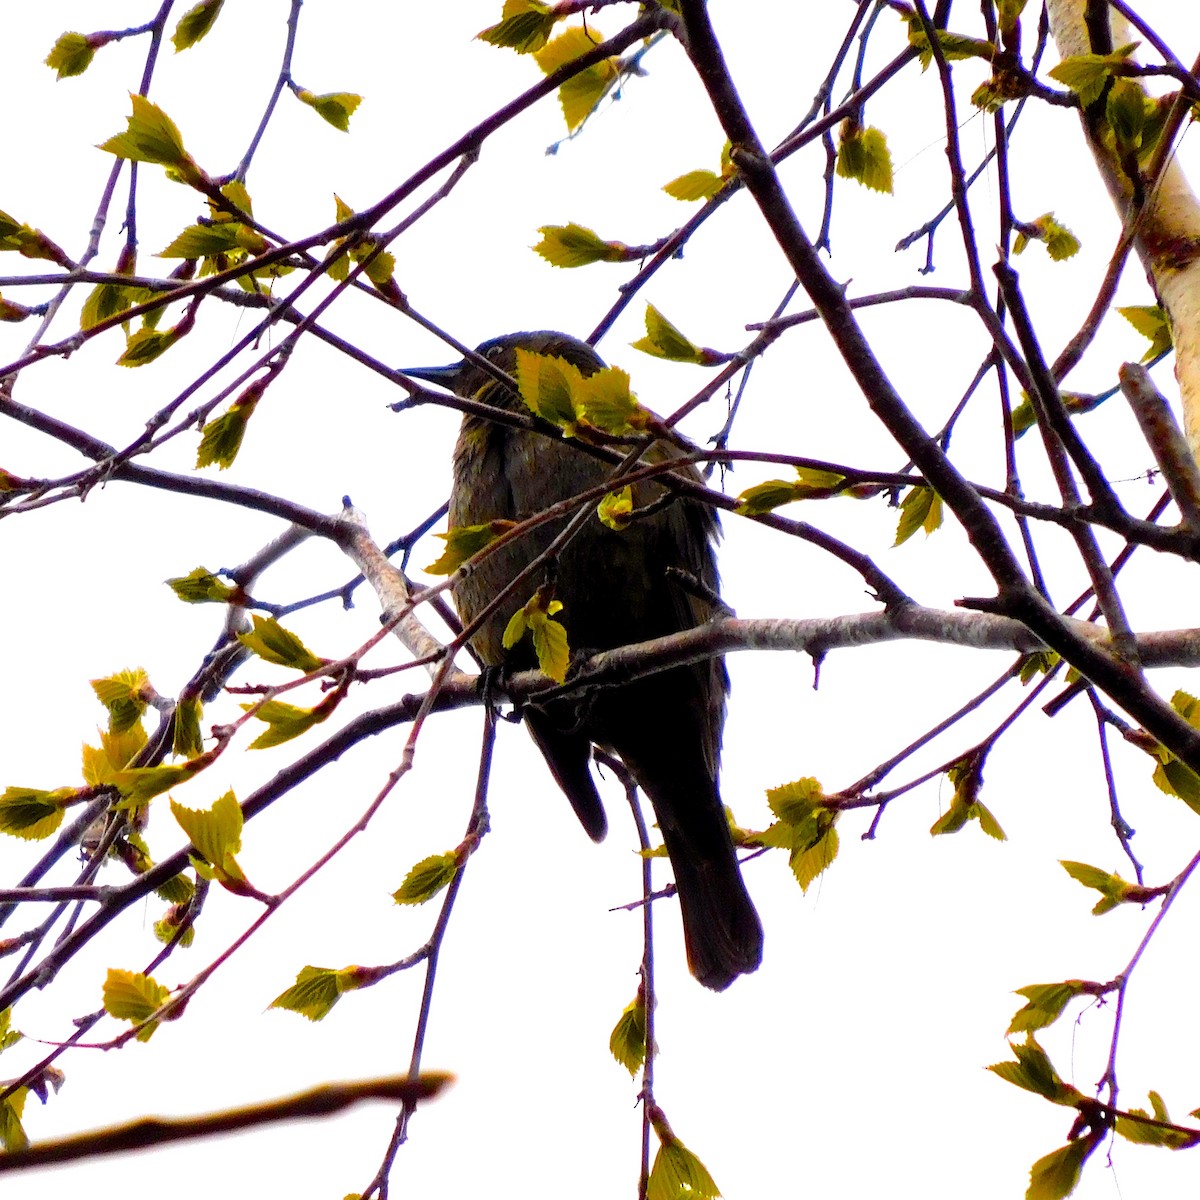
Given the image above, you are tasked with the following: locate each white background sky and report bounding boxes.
[2,2,1200,1197]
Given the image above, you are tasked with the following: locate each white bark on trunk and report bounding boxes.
[1046,0,1200,451]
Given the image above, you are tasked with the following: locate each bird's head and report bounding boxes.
[402,331,605,404]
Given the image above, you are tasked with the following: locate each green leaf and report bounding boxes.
[478,0,560,52]
[82,725,148,786]
[609,991,648,1075]
[514,346,584,427]
[663,170,724,202]
[237,615,325,672]
[1026,1140,1091,1200]
[103,967,171,1041]
[576,365,648,434]
[245,699,329,749]
[735,467,846,514]
[895,486,943,545]
[424,520,516,575]
[836,121,893,193]
[1114,1093,1196,1147]
[931,749,1006,840]
[1117,305,1172,361]
[534,223,630,268]
[904,19,994,69]
[270,965,369,1021]
[766,777,824,825]
[1059,859,1144,915]
[1009,982,1087,1033]
[598,485,634,531]
[0,1087,28,1151]
[112,762,203,806]
[196,405,251,469]
[167,567,237,604]
[790,825,839,892]
[172,0,225,52]
[91,668,151,734]
[1013,213,1081,261]
[503,593,570,682]
[159,221,249,259]
[392,852,459,905]
[170,790,246,883]
[648,1134,721,1200]
[0,208,73,267]
[98,94,207,188]
[1106,77,1146,148]
[45,31,100,79]
[0,787,71,840]
[987,1036,1080,1105]
[533,26,620,132]
[118,326,181,367]
[631,305,718,365]
[735,479,804,516]
[1048,42,1139,108]
[296,90,363,132]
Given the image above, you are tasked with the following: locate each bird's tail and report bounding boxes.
[661,818,763,991]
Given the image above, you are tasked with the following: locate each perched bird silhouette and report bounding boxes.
[406,331,762,990]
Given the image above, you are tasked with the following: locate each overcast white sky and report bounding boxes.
[2,2,1200,1197]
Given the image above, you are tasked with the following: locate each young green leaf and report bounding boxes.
[1013,213,1081,261]
[534,223,631,268]
[648,1133,721,1200]
[987,1035,1081,1105]
[159,221,258,259]
[172,0,225,51]
[166,567,237,604]
[576,365,648,434]
[1008,981,1088,1033]
[170,790,246,884]
[82,725,148,786]
[1048,42,1139,107]
[98,94,208,189]
[598,485,634,531]
[45,31,108,79]
[0,787,71,841]
[270,965,374,1021]
[533,26,619,132]
[91,668,151,734]
[424,520,516,575]
[237,615,325,672]
[0,207,74,267]
[1025,1140,1092,1200]
[103,967,171,1041]
[514,347,583,428]
[631,305,722,365]
[112,762,205,806]
[663,170,724,202]
[0,1087,28,1151]
[245,698,331,750]
[478,0,560,53]
[1114,1092,1197,1148]
[609,991,648,1075]
[904,18,995,69]
[295,89,363,132]
[790,825,839,892]
[836,121,893,193]
[895,485,943,545]
[1117,305,1172,361]
[503,592,569,682]
[392,852,459,905]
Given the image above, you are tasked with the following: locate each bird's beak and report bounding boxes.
[401,362,463,389]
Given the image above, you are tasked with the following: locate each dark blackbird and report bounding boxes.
[407,331,762,990]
